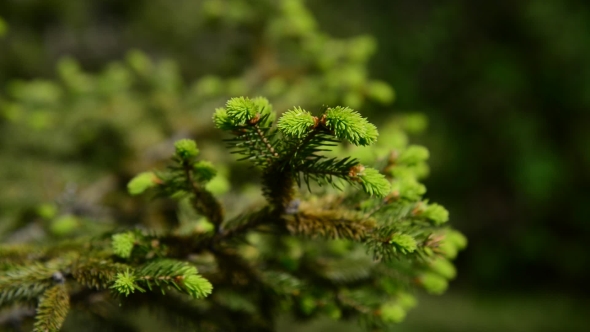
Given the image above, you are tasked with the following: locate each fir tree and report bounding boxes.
[0,97,466,331]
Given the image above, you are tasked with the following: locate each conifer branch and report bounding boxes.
[182,158,224,229]
[72,258,131,290]
[33,285,70,332]
[129,259,212,299]
[252,122,279,159]
[0,263,67,306]
[0,95,465,331]
[286,209,375,241]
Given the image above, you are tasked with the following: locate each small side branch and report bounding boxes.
[252,123,279,159]
[182,161,224,231]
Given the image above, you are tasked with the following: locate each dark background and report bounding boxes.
[1,0,589,331]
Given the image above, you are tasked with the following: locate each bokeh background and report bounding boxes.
[1,0,589,331]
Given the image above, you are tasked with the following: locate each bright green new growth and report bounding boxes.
[430,258,457,279]
[419,272,449,295]
[112,232,136,258]
[111,270,144,296]
[422,203,449,225]
[174,139,199,159]
[127,172,158,195]
[212,107,235,130]
[390,233,417,254]
[438,230,468,259]
[324,106,378,146]
[278,107,316,138]
[225,96,258,124]
[356,167,391,198]
[218,96,387,198]
[193,161,217,182]
[183,274,214,298]
[135,259,212,299]
[398,145,429,164]
[380,302,406,323]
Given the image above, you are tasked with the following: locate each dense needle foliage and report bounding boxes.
[0,96,465,331]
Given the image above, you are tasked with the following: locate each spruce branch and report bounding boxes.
[0,95,468,331]
[33,285,70,332]
[0,263,67,306]
[133,259,212,299]
[286,208,375,240]
[112,232,136,259]
[323,106,378,146]
[71,258,131,290]
[182,156,224,228]
[111,269,144,297]
[277,107,316,138]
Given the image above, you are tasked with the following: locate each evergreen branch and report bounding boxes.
[0,263,66,306]
[365,228,422,261]
[216,97,280,167]
[324,106,378,146]
[111,269,144,296]
[261,165,296,209]
[33,285,70,332]
[278,124,334,172]
[72,258,131,290]
[111,232,136,259]
[216,206,276,244]
[224,121,279,167]
[0,245,44,267]
[134,259,212,299]
[296,156,358,190]
[182,158,224,228]
[286,209,376,240]
[252,123,279,159]
[277,106,316,138]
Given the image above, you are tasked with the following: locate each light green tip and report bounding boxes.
[429,258,457,279]
[111,269,145,296]
[324,106,378,146]
[183,274,213,298]
[213,107,237,130]
[422,203,449,225]
[278,106,315,138]
[398,145,429,164]
[419,272,449,295]
[193,161,217,182]
[174,139,199,159]
[112,232,136,259]
[356,167,391,198]
[128,172,158,195]
[390,178,426,201]
[226,96,257,124]
[379,302,406,323]
[437,230,467,260]
[251,96,273,115]
[389,233,417,254]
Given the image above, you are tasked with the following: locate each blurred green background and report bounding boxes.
[1,0,589,331]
